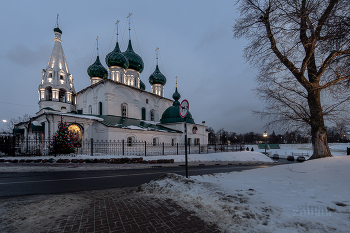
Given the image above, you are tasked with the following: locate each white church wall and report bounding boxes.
[74,80,172,122]
[112,84,137,118]
[103,126,182,143]
[94,83,106,115]
[159,122,208,145]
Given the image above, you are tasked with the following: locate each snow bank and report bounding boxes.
[140,156,350,232]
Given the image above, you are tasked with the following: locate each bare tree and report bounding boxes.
[233,0,350,159]
[5,114,32,133]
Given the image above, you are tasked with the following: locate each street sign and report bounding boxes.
[179,99,189,178]
[180,99,189,118]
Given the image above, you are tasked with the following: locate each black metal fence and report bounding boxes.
[0,136,246,157]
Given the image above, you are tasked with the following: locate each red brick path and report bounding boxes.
[46,196,220,233]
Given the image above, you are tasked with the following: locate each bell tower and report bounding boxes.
[38,15,76,114]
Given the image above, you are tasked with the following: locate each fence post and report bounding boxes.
[90,138,93,156]
[177,143,179,155]
[199,143,200,154]
[26,136,29,153]
[207,144,208,154]
[162,142,165,155]
[215,144,216,153]
[221,144,223,152]
[145,141,147,156]
[122,140,125,155]
[11,136,16,156]
[189,142,190,154]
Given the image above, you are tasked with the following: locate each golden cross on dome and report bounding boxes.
[175,76,178,87]
[115,20,120,42]
[56,13,59,28]
[127,13,133,40]
[96,36,99,56]
[155,47,159,65]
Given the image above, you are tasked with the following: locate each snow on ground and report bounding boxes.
[1,144,350,232]
[139,156,350,232]
[0,151,273,172]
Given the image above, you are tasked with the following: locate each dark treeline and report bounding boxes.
[207,127,348,145]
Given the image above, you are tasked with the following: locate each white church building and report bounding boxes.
[15,20,208,147]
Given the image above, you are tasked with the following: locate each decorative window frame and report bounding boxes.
[122,103,128,117]
[46,86,52,101]
[152,137,159,146]
[99,102,103,115]
[150,109,155,121]
[141,107,146,120]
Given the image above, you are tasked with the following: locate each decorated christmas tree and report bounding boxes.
[49,117,75,154]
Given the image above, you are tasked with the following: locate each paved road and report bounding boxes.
[0,160,295,197]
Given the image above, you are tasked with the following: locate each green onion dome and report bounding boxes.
[160,87,195,124]
[172,86,181,101]
[149,65,167,86]
[140,79,146,90]
[105,41,129,69]
[87,55,108,79]
[53,27,62,34]
[122,40,144,73]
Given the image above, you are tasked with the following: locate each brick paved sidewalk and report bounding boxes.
[45,196,220,233]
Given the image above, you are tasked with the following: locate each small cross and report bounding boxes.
[155,47,159,64]
[96,36,99,55]
[115,20,120,41]
[56,14,59,28]
[175,76,178,87]
[127,13,133,39]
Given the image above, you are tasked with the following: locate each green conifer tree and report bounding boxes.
[49,118,75,154]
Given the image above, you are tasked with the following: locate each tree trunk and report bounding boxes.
[308,89,332,159]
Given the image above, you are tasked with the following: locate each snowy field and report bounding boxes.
[252,142,349,157]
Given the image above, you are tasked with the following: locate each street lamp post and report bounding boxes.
[263,131,268,155]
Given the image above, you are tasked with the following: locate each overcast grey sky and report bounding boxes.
[0,0,267,134]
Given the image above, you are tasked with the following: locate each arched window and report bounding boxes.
[99,102,102,115]
[150,109,155,121]
[88,105,92,114]
[127,137,133,147]
[68,124,82,147]
[59,89,66,102]
[153,137,158,146]
[48,73,52,78]
[46,86,52,101]
[141,107,146,120]
[122,103,127,117]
